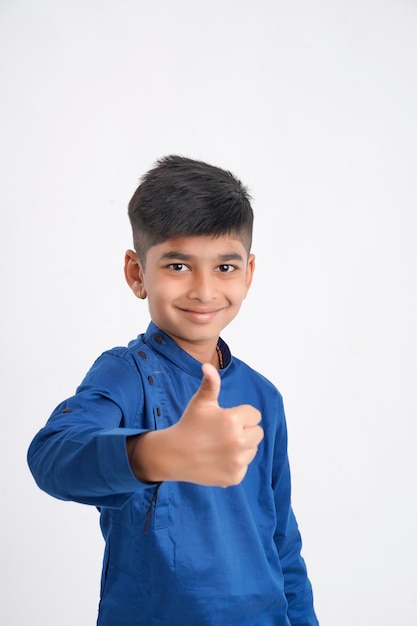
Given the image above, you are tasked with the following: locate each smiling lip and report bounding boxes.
[178,307,223,323]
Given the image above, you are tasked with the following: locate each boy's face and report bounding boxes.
[125,235,255,361]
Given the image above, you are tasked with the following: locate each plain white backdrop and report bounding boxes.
[1,1,416,624]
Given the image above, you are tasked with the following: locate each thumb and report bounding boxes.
[194,362,221,406]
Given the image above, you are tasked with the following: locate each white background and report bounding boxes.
[1,1,416,624]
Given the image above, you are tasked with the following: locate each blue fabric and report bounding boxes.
[28,322,318,626]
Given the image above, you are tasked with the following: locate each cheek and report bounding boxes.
[146,278,176,304]
[223,284,247,306]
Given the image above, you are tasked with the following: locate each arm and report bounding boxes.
[28,358,263,507]
[27,351,150,508]
[126,363,264,487]
[273,400,319,626]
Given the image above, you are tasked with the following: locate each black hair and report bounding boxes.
[128,155,253,266]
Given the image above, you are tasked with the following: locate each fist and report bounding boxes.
[173,363,264,487]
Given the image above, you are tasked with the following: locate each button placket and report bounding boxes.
[135,345,169,529]
[134,349,162,429]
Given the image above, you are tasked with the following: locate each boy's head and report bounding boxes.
[128,155,253,267]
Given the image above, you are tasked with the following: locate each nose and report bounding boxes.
[187,269,217,303]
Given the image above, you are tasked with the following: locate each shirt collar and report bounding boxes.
[142,321,232,378]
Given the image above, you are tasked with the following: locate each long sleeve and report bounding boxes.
[27,350,152,508]
[272,399,319,626]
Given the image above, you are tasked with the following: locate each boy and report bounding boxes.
[28,156,319,625]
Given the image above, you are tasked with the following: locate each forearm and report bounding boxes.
[126,429,178,483]
[280,520,318,625]
[126,424,216,484]
[28,425,149,507]
[126,400,262,488]
[27,350,154,506]
[271,407,318,624]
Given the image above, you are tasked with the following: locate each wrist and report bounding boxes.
[127,429,177,483]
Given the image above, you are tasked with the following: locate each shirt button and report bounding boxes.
[138,351,147,359]
[154,334,163,344]
[147,375,154,384]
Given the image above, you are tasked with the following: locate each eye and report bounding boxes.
[168,263,189,272]
[216,264,236,273]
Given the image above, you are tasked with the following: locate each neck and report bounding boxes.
[171,336,221,369]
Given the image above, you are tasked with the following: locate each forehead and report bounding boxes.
[147,235,248,262]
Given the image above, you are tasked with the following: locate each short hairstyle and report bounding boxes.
[128,155,254,266]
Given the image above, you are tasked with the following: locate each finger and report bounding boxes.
[243,424,264,448]
[229,405,262,427]
[194,362,221,406]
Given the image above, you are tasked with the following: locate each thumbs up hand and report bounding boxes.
[127,363,263,487]
[170,363,263,486]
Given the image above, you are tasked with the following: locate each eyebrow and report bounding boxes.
[159,251,244,262]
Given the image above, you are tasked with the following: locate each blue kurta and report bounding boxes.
[28,322,318,625]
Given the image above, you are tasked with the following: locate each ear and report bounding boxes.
[124,250,147,299]
[244,253,255,294]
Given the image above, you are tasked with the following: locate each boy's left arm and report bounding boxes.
[272,399,319,626]
[274,497,319,625]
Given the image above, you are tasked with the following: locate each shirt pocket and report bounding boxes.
[141,483,169,532]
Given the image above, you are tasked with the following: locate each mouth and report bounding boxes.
[177,307,223,323]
